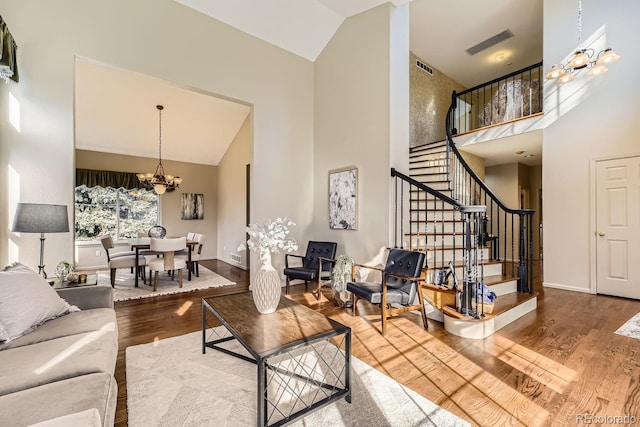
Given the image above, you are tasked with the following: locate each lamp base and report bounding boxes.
[38,265,47,279]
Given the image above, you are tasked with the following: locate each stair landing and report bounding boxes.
[442,292,538,339]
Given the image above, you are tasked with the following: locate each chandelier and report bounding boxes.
[545,1,620,84]
[137,105,182,195]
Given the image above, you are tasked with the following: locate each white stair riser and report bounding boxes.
[424,260,503,280]
[489,279,518,296]
[406,234,465,247]
[414,181,450,191]
[409,221,464,233]
[409,143,447,156]
[443,297,537,339]
[410,152,448,162]
[410,200,457,210]
[411,172,449,183]
[424,246,490,262]
[422,210,460,221]
[409,161,447,171]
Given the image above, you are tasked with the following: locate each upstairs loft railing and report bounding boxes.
[445,91,535,294]
[451,62,543,135]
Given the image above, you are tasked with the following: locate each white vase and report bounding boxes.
[252,251,281,314]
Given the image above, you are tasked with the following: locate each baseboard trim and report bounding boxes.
[542,282,594,294]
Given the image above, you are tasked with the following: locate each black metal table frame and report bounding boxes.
[202,299,351,427]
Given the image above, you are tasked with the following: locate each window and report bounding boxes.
[75,185,159,241]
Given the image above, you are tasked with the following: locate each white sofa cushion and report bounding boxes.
[27,408,101,427]
[0,264,78,343]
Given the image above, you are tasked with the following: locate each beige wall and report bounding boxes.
[459,150,486,181]
[312,4,410,262]
[410,51,466,147]
[528,165,542,261]
[74,149,218,268]
[217,116,251,270]
[485,163,519,261]
[0,0,314,276]
[543,0,640,293]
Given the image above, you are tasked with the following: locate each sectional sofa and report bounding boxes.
[0,263,118,426]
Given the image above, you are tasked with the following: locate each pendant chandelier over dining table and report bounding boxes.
[137,105,182,195]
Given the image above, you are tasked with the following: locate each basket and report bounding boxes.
[471,300,494,314]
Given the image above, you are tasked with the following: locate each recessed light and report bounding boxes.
[495,53,506,62]
[524,154,535,158]
[515,150,525,155]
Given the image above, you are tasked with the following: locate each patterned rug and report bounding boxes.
[126,330,469,427]
[615,312,640,339]
[97,266,235,302]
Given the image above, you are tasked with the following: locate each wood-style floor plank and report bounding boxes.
[113,260,640,426]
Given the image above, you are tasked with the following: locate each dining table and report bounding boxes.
[128,237,199,288]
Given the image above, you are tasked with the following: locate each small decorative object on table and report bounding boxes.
[238,217,298,314]
[331,255,354,307]
[65,272,79,283]
[54,261,73,283]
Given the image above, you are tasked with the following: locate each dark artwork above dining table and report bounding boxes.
[181,193,204,220]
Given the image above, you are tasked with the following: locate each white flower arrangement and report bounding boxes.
[238,217,298,264]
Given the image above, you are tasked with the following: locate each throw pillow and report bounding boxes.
[0,265,79,343]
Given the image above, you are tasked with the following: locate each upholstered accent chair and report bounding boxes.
[347,248,428,335]
[284,241,337,299]
[148,237,187,291]
[100,235,147,287]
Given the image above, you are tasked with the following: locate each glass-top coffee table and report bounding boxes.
[202,292,351,427]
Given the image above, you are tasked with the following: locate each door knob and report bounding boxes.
[597,231,605,237]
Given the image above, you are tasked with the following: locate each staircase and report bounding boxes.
[389,68,542,339]
[405,141,537,339]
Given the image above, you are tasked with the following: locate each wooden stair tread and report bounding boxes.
[483,274,517,286]
[411,141,446,148]
[409,207,457,211]
[442,292,538,321]
[410,146,447,154]
[423,244,490,251]
[410,168,447,172]
[410,219,464,223]
[426,259,502,268]
[421,282,457,294]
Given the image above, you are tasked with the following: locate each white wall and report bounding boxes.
[217,116,252,269]
[543,0,640,292]
[0,0,314,277]
[312,4,410,263]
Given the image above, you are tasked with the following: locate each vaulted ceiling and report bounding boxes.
[76,0,543,166]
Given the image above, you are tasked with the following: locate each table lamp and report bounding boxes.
[11,203,69,278]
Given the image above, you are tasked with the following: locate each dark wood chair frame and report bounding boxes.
[350,263,428,335]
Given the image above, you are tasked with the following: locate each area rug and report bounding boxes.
[615,312,640,339]
[97,267,235,302]
[126,330,469,427]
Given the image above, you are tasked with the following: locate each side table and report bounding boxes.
[49,273,98,289]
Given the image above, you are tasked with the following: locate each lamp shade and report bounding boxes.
[12,203,69,233]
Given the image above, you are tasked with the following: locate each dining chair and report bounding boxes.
[189,233,206,277]
[99,235,147,287]
[100,234,136,259]
[148,237,187,291]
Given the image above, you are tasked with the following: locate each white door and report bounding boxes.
[596,156,640,299]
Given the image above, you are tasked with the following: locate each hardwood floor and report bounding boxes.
[114,260,640,426]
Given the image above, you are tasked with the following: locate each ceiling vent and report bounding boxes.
[465,29,514,55]
[416,59,433,75]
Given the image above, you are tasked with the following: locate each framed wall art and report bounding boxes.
[181,193,204,220]
[328,166,357,230]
